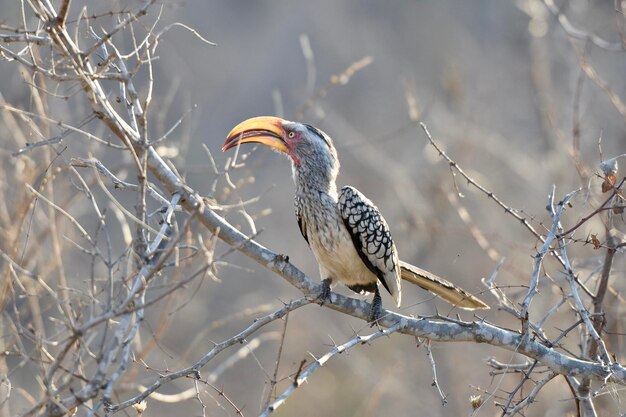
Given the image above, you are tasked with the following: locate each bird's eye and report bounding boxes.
[287,131,295,139]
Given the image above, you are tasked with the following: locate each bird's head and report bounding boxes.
[223,116,339,189]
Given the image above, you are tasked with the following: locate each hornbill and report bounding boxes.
[222,116,489,322]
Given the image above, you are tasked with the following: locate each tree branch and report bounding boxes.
[145,147,626,387]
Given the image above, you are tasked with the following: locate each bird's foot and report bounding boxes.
[316,278,332,305]
[274,254,289,272]
[274,253,289,263]
[368,289,383,328]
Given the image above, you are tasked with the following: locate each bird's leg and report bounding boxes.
[317,278,332,305]
[369,287,383,326]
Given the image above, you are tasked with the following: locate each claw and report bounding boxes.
[317,278,332,305]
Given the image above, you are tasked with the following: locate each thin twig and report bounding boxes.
[260,323,403,417]
[542,0,625,51]
[426,340,447,406]
[420,122,595,299]
[105,298,311,414]
[263,305,291,409]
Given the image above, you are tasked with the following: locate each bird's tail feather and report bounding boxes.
[399,261,489,310]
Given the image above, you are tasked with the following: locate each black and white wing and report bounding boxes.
[338,186,401,306]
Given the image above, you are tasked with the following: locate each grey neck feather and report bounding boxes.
[292,142,340,199]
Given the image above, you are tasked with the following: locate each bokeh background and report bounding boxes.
[2,0,626,416]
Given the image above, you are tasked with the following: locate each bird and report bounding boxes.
[222,116,489,322]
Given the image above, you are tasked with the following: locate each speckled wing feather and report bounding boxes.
[338,186,401,307]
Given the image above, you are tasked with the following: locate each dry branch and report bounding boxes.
[1,1,625,416]
[146,147,626,386]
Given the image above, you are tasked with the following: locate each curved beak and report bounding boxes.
[222,116,288,153]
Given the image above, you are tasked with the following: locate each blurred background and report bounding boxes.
[2,0,626,416]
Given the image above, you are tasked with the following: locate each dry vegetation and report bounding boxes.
[0,1,625,416]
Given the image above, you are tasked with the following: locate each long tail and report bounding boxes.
[399,261,489,310]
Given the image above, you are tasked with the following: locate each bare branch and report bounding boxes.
[104,298,311,415]
[425,340,447,406]
[260,323,403,416]
[542,0,625,51]
[146,148,626,386]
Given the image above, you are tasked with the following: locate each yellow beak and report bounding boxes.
[222,116,288,153]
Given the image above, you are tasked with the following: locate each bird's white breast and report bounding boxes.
[301,193,378,288]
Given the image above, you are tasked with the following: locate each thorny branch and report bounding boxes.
[419,121,626,416]
[105,298,312,415]
[1,1,625,416]
[259,323,403,417]
[148,147,626,385]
